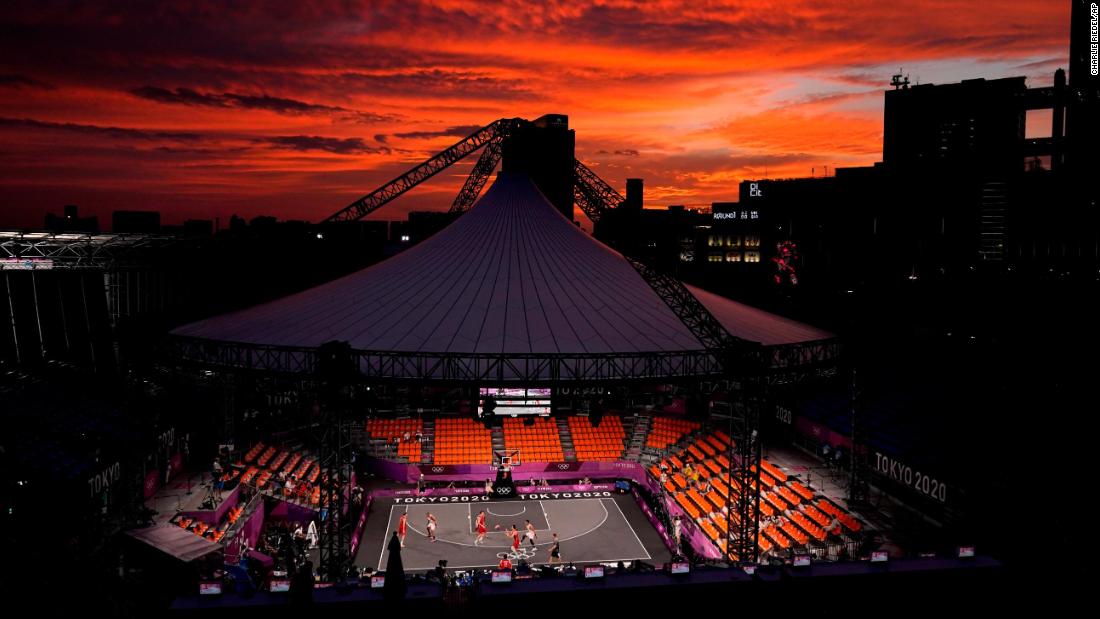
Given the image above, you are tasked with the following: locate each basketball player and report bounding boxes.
[474,510,488,545]
[547,533,561,565]
[397,512,408,548]
[507,524,521,555]
[426,512,438,542]
[524,519,538,547]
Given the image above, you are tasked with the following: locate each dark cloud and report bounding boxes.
[258,135,390,155]
[0,1,1066,96]
[0,0,1070,229]
[0,116,202,141]
[1013,56,1064,71]
[390,125,483,140]
[130,86,397,123]
[130,86,229,107]
[152,146,253,156]
[836,71,892,88]
[595,149,641,157]
[0,74,53,89]
[338,70,534,101]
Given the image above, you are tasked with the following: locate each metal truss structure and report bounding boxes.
[319,115,629,225]
[711,392,763,565]
[0,231,175,270]
[847,367,870,505]
[165,336,724,384]
[626,258,749,352]
[166,336,835,386]
[315,341,355,581]
[573,159,625,223]
[324,118,523,223]
[449,136,505,214]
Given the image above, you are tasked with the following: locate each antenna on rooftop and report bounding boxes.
[890,70,910,90]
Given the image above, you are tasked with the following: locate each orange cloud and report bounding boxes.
[0,0,1071,228]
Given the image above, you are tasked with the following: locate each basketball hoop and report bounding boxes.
[494,449,521,469]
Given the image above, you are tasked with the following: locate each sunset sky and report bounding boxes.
[0,1,1071,230]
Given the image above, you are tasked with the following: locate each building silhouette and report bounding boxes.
[592,1,1098,293]
[44,204,98,233]
[112,210,161,233]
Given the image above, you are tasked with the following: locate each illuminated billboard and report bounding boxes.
[479,387,552,416]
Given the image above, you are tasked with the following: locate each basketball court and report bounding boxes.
[356,491,671,571]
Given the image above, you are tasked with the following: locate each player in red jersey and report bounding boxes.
[397,512,408,548]
[425,512,438,542]
[475,510,488,545]
[508,524,521,555]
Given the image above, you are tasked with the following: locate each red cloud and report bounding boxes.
[0,0,1070,228]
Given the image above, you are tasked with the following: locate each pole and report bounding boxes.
[30,271,45,359]
[5,273,20,364]
[57,275,70,356]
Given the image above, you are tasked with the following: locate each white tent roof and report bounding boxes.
[173,172,831,356]
[686,285,833,346]
[174,173,702,354]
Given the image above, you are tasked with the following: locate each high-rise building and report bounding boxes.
[44,205,98,233]
[1067,0,1100,194]
[501,114,576,221]
[883,76,1026,176]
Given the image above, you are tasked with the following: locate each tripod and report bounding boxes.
[200,482,218,510]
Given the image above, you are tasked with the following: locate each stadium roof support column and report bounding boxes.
[316,340,355,582]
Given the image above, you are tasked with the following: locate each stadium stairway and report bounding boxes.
[556,417,578,461]
[624,413,650,461]
[490,423,506,454]
[420,419,434,464]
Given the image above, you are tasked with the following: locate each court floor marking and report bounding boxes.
[393,555,655,571]
[380,500,647,570]
[487,505,528,517]
[540,500,552,529]
[397,500,603,547]
[465,504,542,535]
[609,497,651,560]
[376,504,398,570]
[377,498,637,569]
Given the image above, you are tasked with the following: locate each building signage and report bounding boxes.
[748,182,764,198]
[873,451,948,503]
[775,405,793,425]
[157,427,176,450]
[88,461,121,498]
[554,386,611,396]
[390,490,614,504]
[713,210,759,221]
[1,258,54,270]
